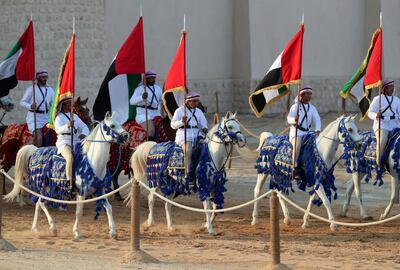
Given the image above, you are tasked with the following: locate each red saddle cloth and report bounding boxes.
[108,116,174,174]
[0,123,56,167]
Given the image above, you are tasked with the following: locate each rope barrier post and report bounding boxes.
[270,191,280,266]
[131,180,140,251]
[265,191,289,269]
[0,171,17,251]
[122,179,158,264]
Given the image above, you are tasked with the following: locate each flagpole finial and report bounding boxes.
[301,8,304,25]
[140,1,142,17]
[183,14,186,32]
[380,11,382,27]
[72,16,76,34]
[30,11,33,21]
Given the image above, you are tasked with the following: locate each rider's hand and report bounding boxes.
[294,115,299,123]
[78,134,86,140]
[182,116,188,124]
[30,102,37,110]
[376,112,383,119]
[316,130,320,137]
[68,120,74,128]
[202,128,208,134]
[142,92,148,100]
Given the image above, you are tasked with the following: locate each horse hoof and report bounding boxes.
[283,218,291,225]
[251,219,259,226]
[167,226,175,232]
[301,223,309,230]
[379,214,386,221]
[50,229,57,236]
[362,215,373,221]
[114,193,123,201]
[208,230,216,236]
[31,227,39,233]
[145,220,154,227]
[339,212,347,218]
[330,224,338,231]
[110,232,117,239]
[74,233,81,240]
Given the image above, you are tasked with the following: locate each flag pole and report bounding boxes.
[377,11,382,167]
[31,13,38,146]
[183,14,188,177]
[139,4,149,140]
[70,16,75,190]
[292,13,304,178]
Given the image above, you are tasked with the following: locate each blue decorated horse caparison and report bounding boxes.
[5,112,129,239]
[130,111,246,235]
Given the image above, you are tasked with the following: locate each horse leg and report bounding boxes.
[380,175,399,220]
[251,173,268,226]
[203,198,215,235]
[73,195,84,239]
[353,173,370,219]
[278,195,291,225]
[31,201,41,232]
[112,169,123,201]
[315,185,337,231]
[302,193,316,229]
[210,202,217,223]
[38,201,57,236]
[164,195,174,231]
[103,198,116,238]
[146,188,156,227]
[341,178,354,217]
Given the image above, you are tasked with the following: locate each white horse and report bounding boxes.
[246,115,362,231]
[130,112,246,235]
[339,132,400,220]
[4,112,129,239]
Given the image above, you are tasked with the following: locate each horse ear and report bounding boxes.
[76,96,81,104]
[232,111,237,118]
[225,111,232,119]
[105,111,110,120]
[83,97,88,105]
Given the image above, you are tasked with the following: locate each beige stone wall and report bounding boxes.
[0,0,105,124]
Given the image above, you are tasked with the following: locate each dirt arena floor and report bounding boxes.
[1,113,400,270]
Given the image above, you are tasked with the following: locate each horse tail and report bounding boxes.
[4,144,37,202]
[130,141,157,183]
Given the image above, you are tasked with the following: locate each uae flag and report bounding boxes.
[249,24,304,118]
[162,31,187,119]
[340,27,382,120]
[93,17,145,124]
[0,21,35,97]
[48,34,75,128]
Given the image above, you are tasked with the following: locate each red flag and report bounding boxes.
[163,32,187,118]
[16,21,35,81]
[48,34,75,128]
[364,27,382,90]
[281,24,304,83]
[115,16,145,74]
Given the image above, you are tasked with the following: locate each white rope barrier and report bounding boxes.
[277,191,400,227]
[137,179,272,213]
[236,118,260,139]
[1,170,132,205]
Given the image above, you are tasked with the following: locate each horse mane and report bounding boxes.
[82,124,100,154]
[318,116,342,140]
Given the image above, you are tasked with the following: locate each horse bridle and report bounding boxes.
[86,121,127,144]
[321,118,361,146]
[211,118,246,147]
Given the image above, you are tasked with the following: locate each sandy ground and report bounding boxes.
[1,113,400,270]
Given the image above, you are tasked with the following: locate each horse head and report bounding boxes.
[218,111,246,147]
[337,114,363,146]
[74,97,93,128]
[101,111,130,144]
